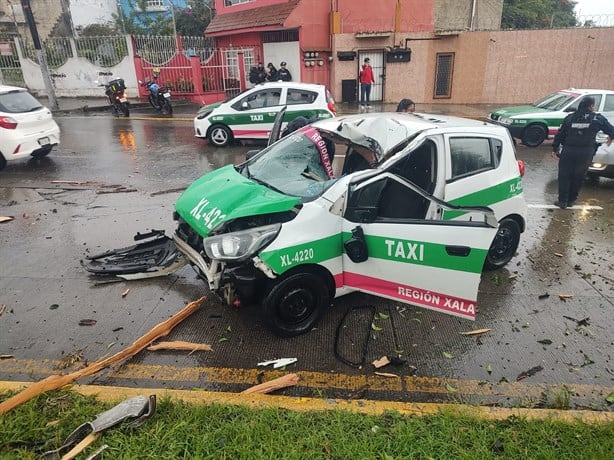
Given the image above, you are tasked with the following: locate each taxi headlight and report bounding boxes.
[196,109,212,120]
[203,224,281,261]
[499,117,513,125]
[591,162,603,168]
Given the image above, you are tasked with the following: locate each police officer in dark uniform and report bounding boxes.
[277,62,292,81]
[551,96,614,208]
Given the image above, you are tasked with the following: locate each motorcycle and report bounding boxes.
[97,78,129,117]
[140,77,173,115]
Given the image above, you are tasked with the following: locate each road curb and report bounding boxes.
[1,381,612,424]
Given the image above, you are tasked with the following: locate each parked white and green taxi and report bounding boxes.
[175,112,527,337]
[194,82,336,147]
[488,88,614,147]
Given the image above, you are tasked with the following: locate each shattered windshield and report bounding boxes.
[533,92,576,110]
[242,126,338,199]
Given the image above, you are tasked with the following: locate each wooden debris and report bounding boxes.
[372,356,391,369]
[0,296,206,415]
[460,328,491,336]
[46,420,60,427]
[60,432,100,460]
[95,187,137,194]
[0,216,14,223]
[147,341,212,353]
[78,319,97,326]
[150,187,186,196]
[51,180,100,186]
[121,288,130,298]
[559,294,574,300]
[374,372,400,378]
[242,373,299,394]
[554,253,563,257]
[0,355,14,360]
[0,304,6,316]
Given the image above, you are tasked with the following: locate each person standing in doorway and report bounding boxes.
[359,57,375,110]
[551,96,614,209]
[266,63,278,81]
[277,62,292,81]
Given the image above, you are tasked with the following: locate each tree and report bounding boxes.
[502,0,578,29]
[112,0,174,35]
[175,0,213,36]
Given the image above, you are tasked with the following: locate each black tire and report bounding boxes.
[521,124,547,147]
[262,272,330,337]
[31,146,52,159]
[208,124,233,147]
[120,101,130,117]
[0,154,6,171]
[149,95,161,110]
[484,218,521,271]
[161,98,173,115]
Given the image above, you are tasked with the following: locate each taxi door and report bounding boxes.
[341,172,498,320]
[231,87,284,140]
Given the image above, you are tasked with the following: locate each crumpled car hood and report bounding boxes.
[175,165,300,237]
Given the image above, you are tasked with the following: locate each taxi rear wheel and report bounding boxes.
[262,272,330,337]
[208,124,233,147]
[0,154,6,170]
[521,124,547,147]
[484,218,520,271]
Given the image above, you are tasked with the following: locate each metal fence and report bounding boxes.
[0,36,24,86]
[133,35,256,97]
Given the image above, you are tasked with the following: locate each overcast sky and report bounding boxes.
[574,0,614,16]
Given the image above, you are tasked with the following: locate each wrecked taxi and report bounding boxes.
[169,112,527,337]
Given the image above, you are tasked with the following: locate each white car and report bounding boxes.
[194,82,336,147]
[588,112,614,180]
[0,85,60,170]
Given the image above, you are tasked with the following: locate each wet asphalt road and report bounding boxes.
[0,108,612,410]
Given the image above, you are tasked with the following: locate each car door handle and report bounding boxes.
[445,245,471,257]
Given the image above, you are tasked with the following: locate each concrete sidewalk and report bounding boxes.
[39,96,497,120]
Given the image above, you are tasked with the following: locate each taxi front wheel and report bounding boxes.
[208,124,233,147]
[262,272,330,337]
[484,218,521,271]
[521,124,547,147]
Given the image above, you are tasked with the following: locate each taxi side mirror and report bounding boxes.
[344,226,368,263]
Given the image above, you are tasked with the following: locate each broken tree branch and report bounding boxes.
[147,341,212,353]
[241,373,299,395]
[0,296,206,415]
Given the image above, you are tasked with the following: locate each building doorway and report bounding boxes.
[358,50,384,102]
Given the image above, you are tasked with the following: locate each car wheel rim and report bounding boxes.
[278,287,315,324]
[211,129,228,145]
[488,226,515,264]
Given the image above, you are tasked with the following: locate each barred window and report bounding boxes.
[434,53,454,99]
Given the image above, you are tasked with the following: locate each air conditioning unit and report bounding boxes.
[386,49,411,63]
[337,51,357,61]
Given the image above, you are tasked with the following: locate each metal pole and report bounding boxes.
[19,0,58,110]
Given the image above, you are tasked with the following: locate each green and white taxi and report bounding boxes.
[194,82,336,147]
[174,112,527,337]
[488,88,614,147]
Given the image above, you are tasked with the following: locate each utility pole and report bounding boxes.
[19,0,58,110]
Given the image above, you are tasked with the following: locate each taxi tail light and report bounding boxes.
[518,160,525,177]
[328,101,337,115]
[0,116,18,130]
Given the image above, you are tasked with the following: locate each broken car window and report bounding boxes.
[243,126,337,199]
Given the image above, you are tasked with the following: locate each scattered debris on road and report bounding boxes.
[372,356,390,369]
[0,216,14,223]
[0,296,205,415]
[460,328,491,336]
[147,341,213,354]
[242,373,299,394]
[516,365,544,381]
[257,358,298,369]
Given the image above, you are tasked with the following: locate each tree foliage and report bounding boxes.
[502,0,578,29]
[112,0,212,36]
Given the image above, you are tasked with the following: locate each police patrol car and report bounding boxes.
[488,88,614,147]
[172,112,528,337]
[194,82,336,147]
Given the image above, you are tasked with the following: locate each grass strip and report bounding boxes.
[1,388,613,459]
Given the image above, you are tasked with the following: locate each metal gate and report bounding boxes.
[358,50,384,102]
[0,37,24,86]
